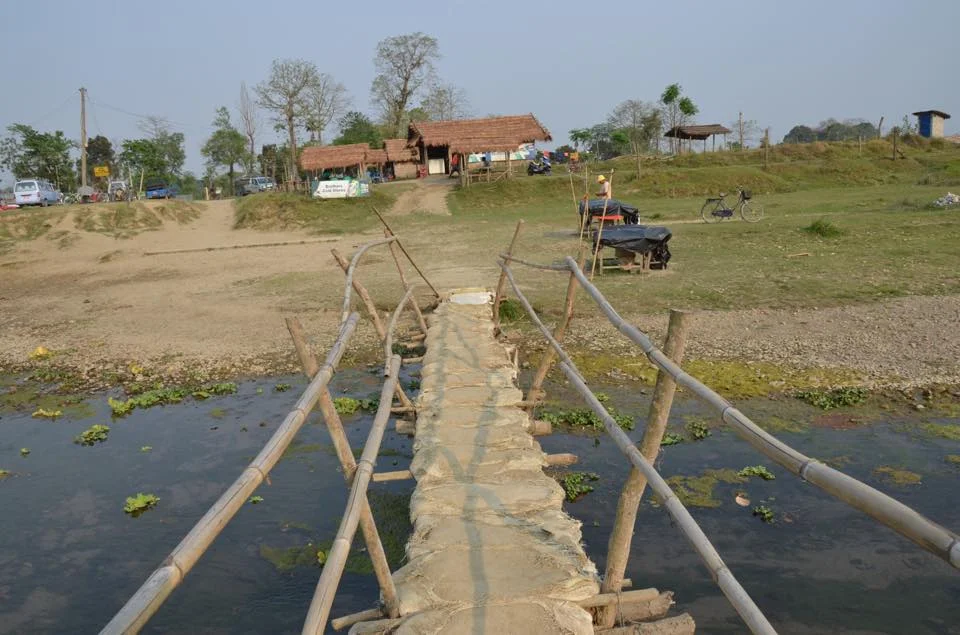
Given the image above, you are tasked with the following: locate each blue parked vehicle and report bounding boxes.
[144,178,172,200]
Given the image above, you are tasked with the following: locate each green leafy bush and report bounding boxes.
[75,424,110,446]
[796,386,866,409]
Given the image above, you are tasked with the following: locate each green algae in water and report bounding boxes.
[753,504,775,523]
[259,543,323,572]
[661,433,685,446]
[248,496,264,505]
[946,455,960,467]
[738,465,776,481]
[917,423,960,441]
[124,493,159,515]
[758,416,808,434]
[539,406,634,431]
[797,386,867,410]
[685,418,711,441]
[333,397,361,415]
[75,424,110,446]
[281,442,324,460]
[556,472,599,502]
[874,466,922,486]
[209,407,227,419]
[0,469,11,480]
[662,469,746,508]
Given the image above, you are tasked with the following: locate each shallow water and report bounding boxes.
[1,370,958,634]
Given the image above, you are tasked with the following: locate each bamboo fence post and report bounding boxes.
[101,314,362,635]
[385,230,428,334]
[526,247,586,403]
[559,255,960,570]
[370,206,440,298]
[491,220,524,332]
[599,309,690,627]
[284,317,400,620]
[589,172,614,279]
[302,356,402,635]
[333,248,387,340]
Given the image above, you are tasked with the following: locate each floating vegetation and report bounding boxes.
[209,407,227,419]
[31,407,62,419]
[874,466,922,486]
[540,406,634,432]
[686,419,711,441]
[758,416,808,434]
[0,469,11,480]
[947,455,960,467]
[259,543,324,572]
[359,397,379,412]
[282,442,324,460]
[333,397,361,415]
[248,496,264,505]
[753,505,775,523]
[140,446,153,453]
[662,469,746,508]
[915,423,960,441]
[109,382,241,417]
[796,386,867,410]
[738,465,776,481]
[274,383,292,392]
[661,433,685,446]
[20,448,30,457]
[556,472,599,502]
[75,424,110,446]
[406,379,421,391]
[192,382,238,399]
[124,493,160,515]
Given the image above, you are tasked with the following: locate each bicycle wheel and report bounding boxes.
[701,200,723,223]
[740,201,764,223]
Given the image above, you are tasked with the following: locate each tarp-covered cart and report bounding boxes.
[591,224,672,272]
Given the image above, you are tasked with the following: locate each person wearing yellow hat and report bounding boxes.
[596,174,611,200]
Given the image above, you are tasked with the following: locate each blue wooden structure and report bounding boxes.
[912,110,951,138]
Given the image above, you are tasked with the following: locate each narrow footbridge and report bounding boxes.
[102,230,959,635]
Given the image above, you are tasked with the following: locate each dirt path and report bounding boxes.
[1,197,959,388]
[389,178,454,215]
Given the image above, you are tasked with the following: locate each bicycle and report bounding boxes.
[700,187,764,223]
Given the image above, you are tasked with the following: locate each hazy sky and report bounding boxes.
[1,0,956,180]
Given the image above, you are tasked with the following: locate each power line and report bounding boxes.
[88,97,193,130]
[26,93,76,127]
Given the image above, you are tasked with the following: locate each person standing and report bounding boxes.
[596,174,611,200]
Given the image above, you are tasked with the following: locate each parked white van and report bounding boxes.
[14,179,61,206]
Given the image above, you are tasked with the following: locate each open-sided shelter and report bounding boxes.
[664,124,732,152]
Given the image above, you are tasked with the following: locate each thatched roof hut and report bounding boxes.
[663,124,732,140]
[384,139,419,163]
[408,114,552,154]
[300,143,372,172]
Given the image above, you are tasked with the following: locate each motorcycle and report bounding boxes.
[527,158,552,176]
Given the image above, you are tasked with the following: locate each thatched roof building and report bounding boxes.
[300,143,372,172]
[663,124,732,140]
[408,114,552,154]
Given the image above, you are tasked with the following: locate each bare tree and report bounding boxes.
[137,115,172,139]
[370,32,440,136]
[238,82,260,171]
[729,112,761,150]
[608,100,661,180]
[420,82,469,121]
[255,58,320,185]
[305,74,351,144]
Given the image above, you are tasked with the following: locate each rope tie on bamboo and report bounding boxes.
[949,539,960,568]
[798,458,817,481]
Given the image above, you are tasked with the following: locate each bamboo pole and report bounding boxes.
[560,255,960,570]
[101,314,361,635]
[334,237,396,331]
[332,608,383,631]
[600,309,690,627]
[578,587,659,608]
[385,231,428,334]
[372,469,413,482]
[370,206,440,298]
[495,260,775,634]
[302,355,402,635]
[526,247,586,402]
[544,453,579,466]
[383,287,417,412]
[491,220,524,332]
[284,317,400,619]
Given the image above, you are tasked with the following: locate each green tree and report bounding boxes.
[334,112,383,147]
[201,107,249,195]
[608,99,661,179]
[371,32,440,136]
[119,139,165,186]
[660,84,698,154]
[80,135,115,184]
[256,58,321,186]
[0,124,77,190]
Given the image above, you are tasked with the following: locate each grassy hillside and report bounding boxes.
[233,188,401,234]
[448,141,960,213]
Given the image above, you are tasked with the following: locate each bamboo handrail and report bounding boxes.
[100,313,361,635]
[497,261,776,634]
[560,255,960,570]
[339,236,398,326]
[498,252,569,271]
[301,355,402,634]
[371,206,440,298]
[383,285,417,375]
[492,220,524,332]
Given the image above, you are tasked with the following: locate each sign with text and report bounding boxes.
[93,165,110,177]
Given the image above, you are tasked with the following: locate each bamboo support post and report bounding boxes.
[372,469,413,482]
[527,419,553,436]
[597,614,696,635]
[401,356,423,365]
[333,247,389,339]
[101,314,362,635]
[370,206,440,298]
[578,587,660,608]
[526,247,586,402]
[348,618,403,634]
[492,220,524,332]
[385,230,428,334]
[561,254,960,571]
[545,453,579,466]
[600,309,690,627]
[302,356,402,635]
[284,317,400,620]
[332,608,383,631]
[394,419,416,435]
[497,261,775,634]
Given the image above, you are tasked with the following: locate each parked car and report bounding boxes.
[108,180,132,202]
[144,178,172,200]
[234,176,276,196]
[14,179,61,207]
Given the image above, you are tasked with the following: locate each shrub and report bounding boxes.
[802,218,845,238]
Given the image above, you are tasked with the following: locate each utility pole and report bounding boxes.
[738,111,744,150]
[79,87,88,188]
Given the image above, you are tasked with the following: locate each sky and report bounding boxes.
[1,0,957,182]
